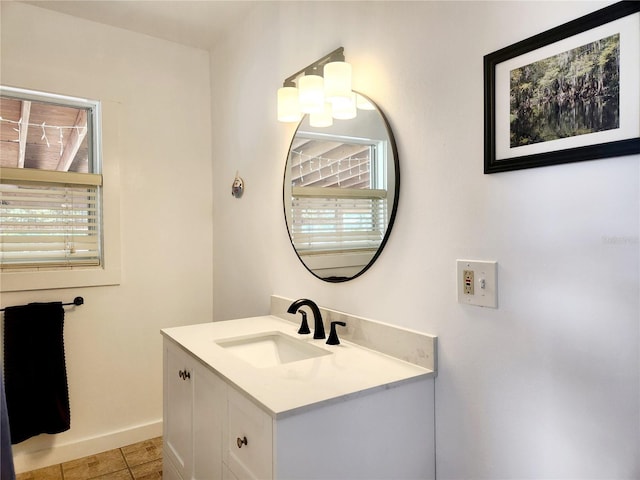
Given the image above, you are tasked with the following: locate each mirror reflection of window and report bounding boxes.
[288,134,389,256]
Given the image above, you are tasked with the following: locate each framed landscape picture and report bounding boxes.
[484,1,640,173]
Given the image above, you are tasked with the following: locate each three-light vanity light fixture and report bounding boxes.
[277,47,373,128]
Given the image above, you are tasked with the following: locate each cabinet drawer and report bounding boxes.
[226,388,273,479]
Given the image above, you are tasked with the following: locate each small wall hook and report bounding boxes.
[231,171,244,198]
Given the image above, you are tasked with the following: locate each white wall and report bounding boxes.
[210,1,639,478]
[0,2,213,471]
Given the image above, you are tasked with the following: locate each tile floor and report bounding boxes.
[16,437,162,480]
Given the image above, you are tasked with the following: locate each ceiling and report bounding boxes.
[21,0,258,50]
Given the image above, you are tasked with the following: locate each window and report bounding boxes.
[0,86,102,271]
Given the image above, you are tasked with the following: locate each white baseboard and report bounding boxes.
[12,420,162,473]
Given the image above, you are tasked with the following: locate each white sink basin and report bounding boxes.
[216,331,331,368]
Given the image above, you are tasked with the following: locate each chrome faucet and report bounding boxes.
[287,299,326,339]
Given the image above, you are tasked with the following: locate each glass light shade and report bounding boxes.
[331,92,357,120]
[310,102,333,128]
[277,86,302,122]
[324,61,352,103]
[298,75,325,114]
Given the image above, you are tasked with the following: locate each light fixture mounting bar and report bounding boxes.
[282,47,345,87]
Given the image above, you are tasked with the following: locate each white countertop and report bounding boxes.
[161,315,435,418]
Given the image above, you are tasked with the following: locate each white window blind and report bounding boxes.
[0,167,102,269]
[290,187,387,253]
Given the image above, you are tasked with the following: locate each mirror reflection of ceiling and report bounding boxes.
[0,97,89,173]
[289,138,371,189]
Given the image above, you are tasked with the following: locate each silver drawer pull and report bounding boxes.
[236,436,248,448]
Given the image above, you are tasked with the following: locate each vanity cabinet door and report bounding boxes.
[164,340,227,480]
[226,387,273,480]
[163,342,194,479]
[192,360,226,480]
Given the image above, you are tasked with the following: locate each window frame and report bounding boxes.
[0,85,120,292]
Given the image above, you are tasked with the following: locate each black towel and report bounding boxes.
[1,362,16,480]
[3,302,70,444]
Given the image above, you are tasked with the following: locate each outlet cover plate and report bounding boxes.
[457,260,498,308]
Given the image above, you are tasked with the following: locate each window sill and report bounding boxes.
[0,267,120,292]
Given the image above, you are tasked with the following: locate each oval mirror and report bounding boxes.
[283,93,399,282]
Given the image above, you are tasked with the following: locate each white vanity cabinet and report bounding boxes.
[163,340,226,480]
[163,336,436,480]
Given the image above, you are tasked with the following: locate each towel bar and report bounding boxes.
[0,296,84,312]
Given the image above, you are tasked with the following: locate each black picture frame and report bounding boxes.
[484,1,640,174]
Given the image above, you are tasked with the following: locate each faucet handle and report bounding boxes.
[326,321,346,345]
[297,311,311,335]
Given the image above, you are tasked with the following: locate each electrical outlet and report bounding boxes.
[463,270,474,295]
[457,260,498,308]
